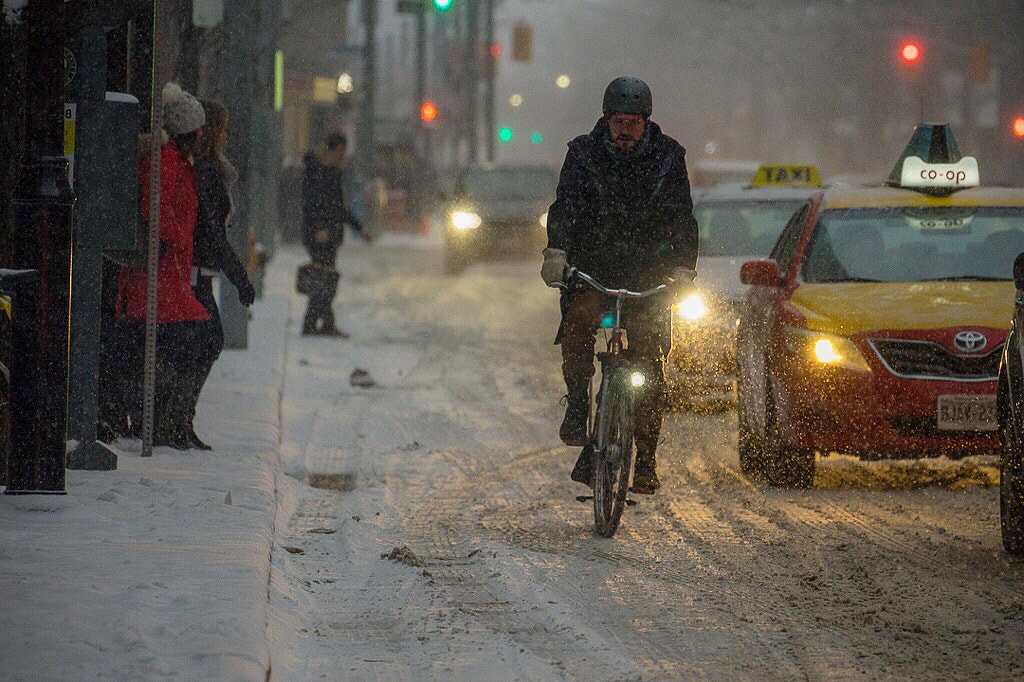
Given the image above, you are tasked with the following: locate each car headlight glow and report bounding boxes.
[630,371,646,387]
[784,326,871,372]
[539,212,548,228]
[451,211,482,230]
[677,293,707,321]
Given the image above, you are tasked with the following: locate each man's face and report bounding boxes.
[607,113,646,151]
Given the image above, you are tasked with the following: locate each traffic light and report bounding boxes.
[900,41,921,63]
[420,101,438,123]
[1013,116,1024,139]
[512,24,532,61]
[432,0,453,12]
[498,127,513,143]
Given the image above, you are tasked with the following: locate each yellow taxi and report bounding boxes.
[736,124,1024,487]
[668,163,826,409]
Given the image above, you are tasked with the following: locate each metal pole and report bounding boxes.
[358,0,379,230]
[465,0,479,163]
[415,0,426,119]
[142,0,168,457]
[484,0,495,162]
[66,21,118,470]
[218,0,256,350]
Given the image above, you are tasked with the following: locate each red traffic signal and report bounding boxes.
[1013,116,1024,139]
[900,41,921,63]
[420,101,438,122]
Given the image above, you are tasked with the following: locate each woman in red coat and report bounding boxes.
[115,83,219,449]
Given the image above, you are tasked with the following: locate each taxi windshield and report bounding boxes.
[802,207,1024,283]
[460,167,557,200]
[695,200,804,257]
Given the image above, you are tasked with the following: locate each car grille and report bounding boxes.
[868,339,1001,381]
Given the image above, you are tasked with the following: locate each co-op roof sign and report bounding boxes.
[900,155,980,190]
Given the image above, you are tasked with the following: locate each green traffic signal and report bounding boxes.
[498,127,513,143]
[531,132,543,145]
[433,0,453,12]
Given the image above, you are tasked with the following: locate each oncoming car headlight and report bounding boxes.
[450,211,482,230]
[630,371,646,387]
[539,212,548,228]
[783,326,871,372]
[676,292,707,321]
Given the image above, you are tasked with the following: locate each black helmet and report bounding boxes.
[602,76,652,117]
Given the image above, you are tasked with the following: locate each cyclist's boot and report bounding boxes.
[631,449,660,494]
[559,378,590,446]
[570,445,595,487]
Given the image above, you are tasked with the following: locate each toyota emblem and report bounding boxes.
[953,330,987,352]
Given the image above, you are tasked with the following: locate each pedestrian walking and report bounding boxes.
[300,132,372,337]
[185,99,256,450]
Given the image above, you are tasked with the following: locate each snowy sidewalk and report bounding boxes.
[0,248,296,680]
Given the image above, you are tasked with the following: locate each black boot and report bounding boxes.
[631,450,660,494]
[570,445,595,487]
[559,378,590,446]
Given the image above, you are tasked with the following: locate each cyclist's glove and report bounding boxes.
[670,267,697,292]
[541,248,568,286]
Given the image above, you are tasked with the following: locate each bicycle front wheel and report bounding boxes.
[593,367,636,538]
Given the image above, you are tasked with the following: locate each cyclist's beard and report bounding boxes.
[615,135,638,151]
[605,126,650,159]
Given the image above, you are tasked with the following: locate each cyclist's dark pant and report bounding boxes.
[561,289,669,458]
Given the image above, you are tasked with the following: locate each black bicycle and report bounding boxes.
[556,268,675,537]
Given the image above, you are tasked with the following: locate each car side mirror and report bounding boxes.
[740,259,782,287]
[1014,251,1024,290]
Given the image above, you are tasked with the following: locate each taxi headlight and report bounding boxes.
[677,293,707,321]
[539,212,548,228]
[451,211,482,230]
[783,326,871,372]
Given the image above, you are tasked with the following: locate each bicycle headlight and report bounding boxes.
[630,371,646,387]
[783,326,871,372]
[677,292,707,321]
[451,211,482,230]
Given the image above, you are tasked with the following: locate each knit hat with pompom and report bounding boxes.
[162,82,205,136]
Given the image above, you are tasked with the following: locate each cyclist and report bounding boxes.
[541,76,699,494]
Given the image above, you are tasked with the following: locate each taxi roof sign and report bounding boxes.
[749,164,824,188]
[885,123,969,191]
[899,155,980,190]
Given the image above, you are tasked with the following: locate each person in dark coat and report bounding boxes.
[300,132,371,336]
[186,99,256,450]
[541,76,699,494]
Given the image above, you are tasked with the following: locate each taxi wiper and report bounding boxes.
[817,277,883,283]
[918,275,1010,282]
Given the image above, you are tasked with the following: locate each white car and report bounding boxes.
[668,165,826,409]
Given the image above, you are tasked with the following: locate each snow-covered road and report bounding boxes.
[269,242,1023,681]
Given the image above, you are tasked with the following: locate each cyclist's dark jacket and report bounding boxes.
[546,118,699,291]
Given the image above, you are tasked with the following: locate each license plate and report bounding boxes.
[936,394,997,431]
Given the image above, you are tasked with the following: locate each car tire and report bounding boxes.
[737,376,767,481]
[999,397,1024,555]
[762,380,815,488]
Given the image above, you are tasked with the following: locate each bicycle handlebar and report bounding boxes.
[553,267,672,298]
